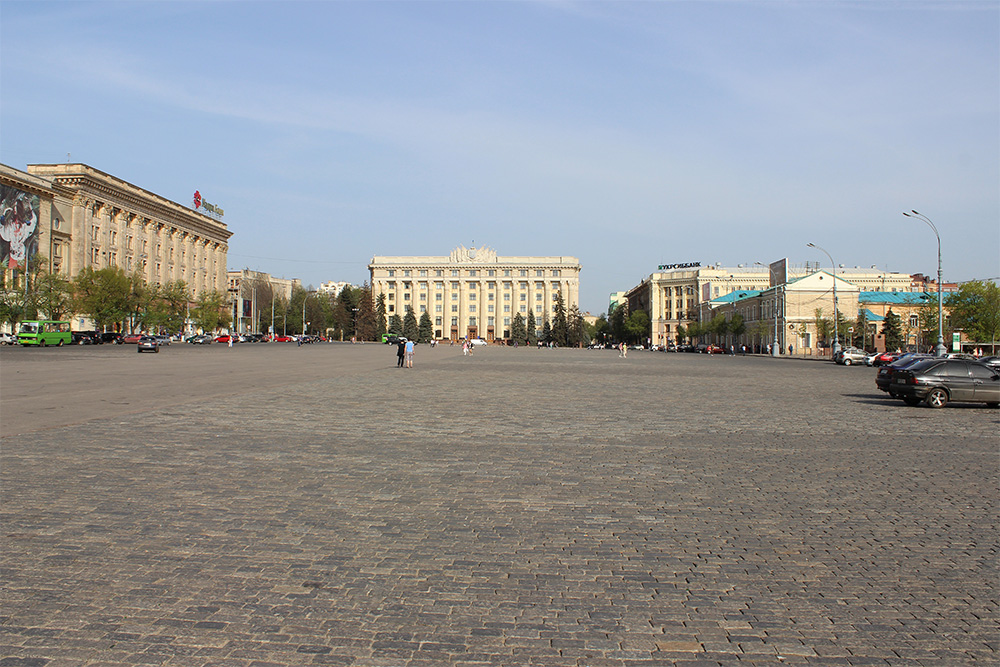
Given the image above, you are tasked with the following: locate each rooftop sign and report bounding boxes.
[193,190,224,218]
[658,262,700,270]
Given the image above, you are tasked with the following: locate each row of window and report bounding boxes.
[386,268,561,278]
[387,303,553,316]
[386,280,561,290]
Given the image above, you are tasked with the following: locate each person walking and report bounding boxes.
[404,339,414,368]
[462,339,469,356]
[396,339,406,367]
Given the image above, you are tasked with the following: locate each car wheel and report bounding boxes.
[925,388,948,409]
[58,339,64,347]
[843,359,852,366]
[902,395,921,406]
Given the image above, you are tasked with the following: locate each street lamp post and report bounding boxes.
[807,243,841,357]
[903,210,945,357]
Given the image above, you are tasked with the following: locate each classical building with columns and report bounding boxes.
[370,246,581,341]
[17,163,232,298]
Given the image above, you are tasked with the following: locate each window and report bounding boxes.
[469,292,476,300]
[419,270,427,277]
[536,305,542,313]
[451,317,458,326]
[469,270,477,277]
[520,294,526,301]
[487,304,494,313]
[419,293,426,301]
[388,305,395,313]
[451,281,459,289]
[452,293,458,301]
[504,305,510,313]
[452,270,459,276]
[469,317,477,326]
[387,293,395,301]
[435,281,444,289]
[520,305,527,313]
[909,315,919,327]
[488,293,494,301]
[504,269,511,277]
[536,270,543,277]
[419,281,427,290]
[535,293,542,301]
[488,270,495,277]
[452,305,458,312]
[435,317,442,326]
[504,317,511,326]
[469,305,477,313]
[552,270,560,277]
[435,293,443,301]
[404,270,411,277]
[388,270,395,277]
[520,270,527,277]
[435,305,442,313]
[403,293,410,300]
[419,305,426,312]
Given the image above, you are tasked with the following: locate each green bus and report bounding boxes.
[17,320,71,346]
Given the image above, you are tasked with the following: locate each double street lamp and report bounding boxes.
[807,242,841,357]
[903,210,946,357]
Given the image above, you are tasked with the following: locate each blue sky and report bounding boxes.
[2,0,997,314]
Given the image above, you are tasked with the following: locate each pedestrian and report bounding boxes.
[405,339,414,368]
[789,344,793,355]
[741,344,746,356]
[397,339,406,367]
[228,334,233,349]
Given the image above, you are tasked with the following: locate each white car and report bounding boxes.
[470,338,488,347]
[0,332,14,345]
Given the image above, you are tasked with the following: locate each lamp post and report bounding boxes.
[903,210,945,357]
[807,243,840,357]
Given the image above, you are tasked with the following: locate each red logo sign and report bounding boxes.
[193,191,202,208]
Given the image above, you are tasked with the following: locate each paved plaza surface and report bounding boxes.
[1,343,997,666]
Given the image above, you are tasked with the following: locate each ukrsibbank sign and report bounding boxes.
[658,262,700,270]
[193,191,225,218]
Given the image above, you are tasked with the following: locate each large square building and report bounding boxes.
[370,246,581,341]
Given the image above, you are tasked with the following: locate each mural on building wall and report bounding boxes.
[0,185,40,269]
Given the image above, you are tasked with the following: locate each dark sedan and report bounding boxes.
[875,353,933,396]
[889,359,1000,408]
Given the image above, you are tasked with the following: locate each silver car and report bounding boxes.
[836,348,869,366]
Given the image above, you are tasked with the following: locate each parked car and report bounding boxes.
[875,354,933,396]
[385,335,407,345]
[214,335,232,343]
[470,338,488,347]
[978,356,1000,369]
[835,348,869,366]
[154,335,171,346]
[137,336,159,353]
[890,359,1000,408]
[872,351,902,367]
[99,332,123,344]
[272,335,294,343]
[190,334,214,345]
[72,331,98,345]
[122,333,143,344]
[0,332,14,345]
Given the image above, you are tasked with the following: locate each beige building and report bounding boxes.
[227,269,299,334]
[2,163,231,299]
[370,245,581,341]
[624,261,914,347]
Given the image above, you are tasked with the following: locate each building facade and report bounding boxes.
[625,261,915,348]
[370,246,581,341]
[2,163,230,296]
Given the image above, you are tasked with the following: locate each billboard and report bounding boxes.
[0,185,40,269]
[768,258,788,288]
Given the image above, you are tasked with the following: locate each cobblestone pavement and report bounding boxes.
[1,345,997,666]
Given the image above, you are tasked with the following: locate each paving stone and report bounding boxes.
[1,345,996,666]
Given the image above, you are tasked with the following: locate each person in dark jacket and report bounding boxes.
[396,339,406,367]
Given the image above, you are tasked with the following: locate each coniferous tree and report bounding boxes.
[418,311,433,342]
[551,291,568,346]
[375,294,387,339]
[541,318,551,343]
[402,308,419,341]
[882,309,904,351]
[388,314,403,335]
[511,312,526,343]
[526,310,537,345]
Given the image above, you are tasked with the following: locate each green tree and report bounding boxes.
[882,309,904,351]
[418,311,433,342]
[190,290,230,333]
[526,310,537,345]
[355,283,377,341]
[675,324,687,344]
[625,309,650,344]
[566,304,586,347]
[551,291,568,346]
[709,313,728,344]
[375,293,387,339]
[511,312,526,343]
[729,313,746,341]
[609,304,626,343]
[71,266,135,331]
[541,318,551,343]
[947,280,1000,351]
[387,314,403,335]
[402,308,419,341]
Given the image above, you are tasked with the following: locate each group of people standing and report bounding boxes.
[396,338,414,368]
